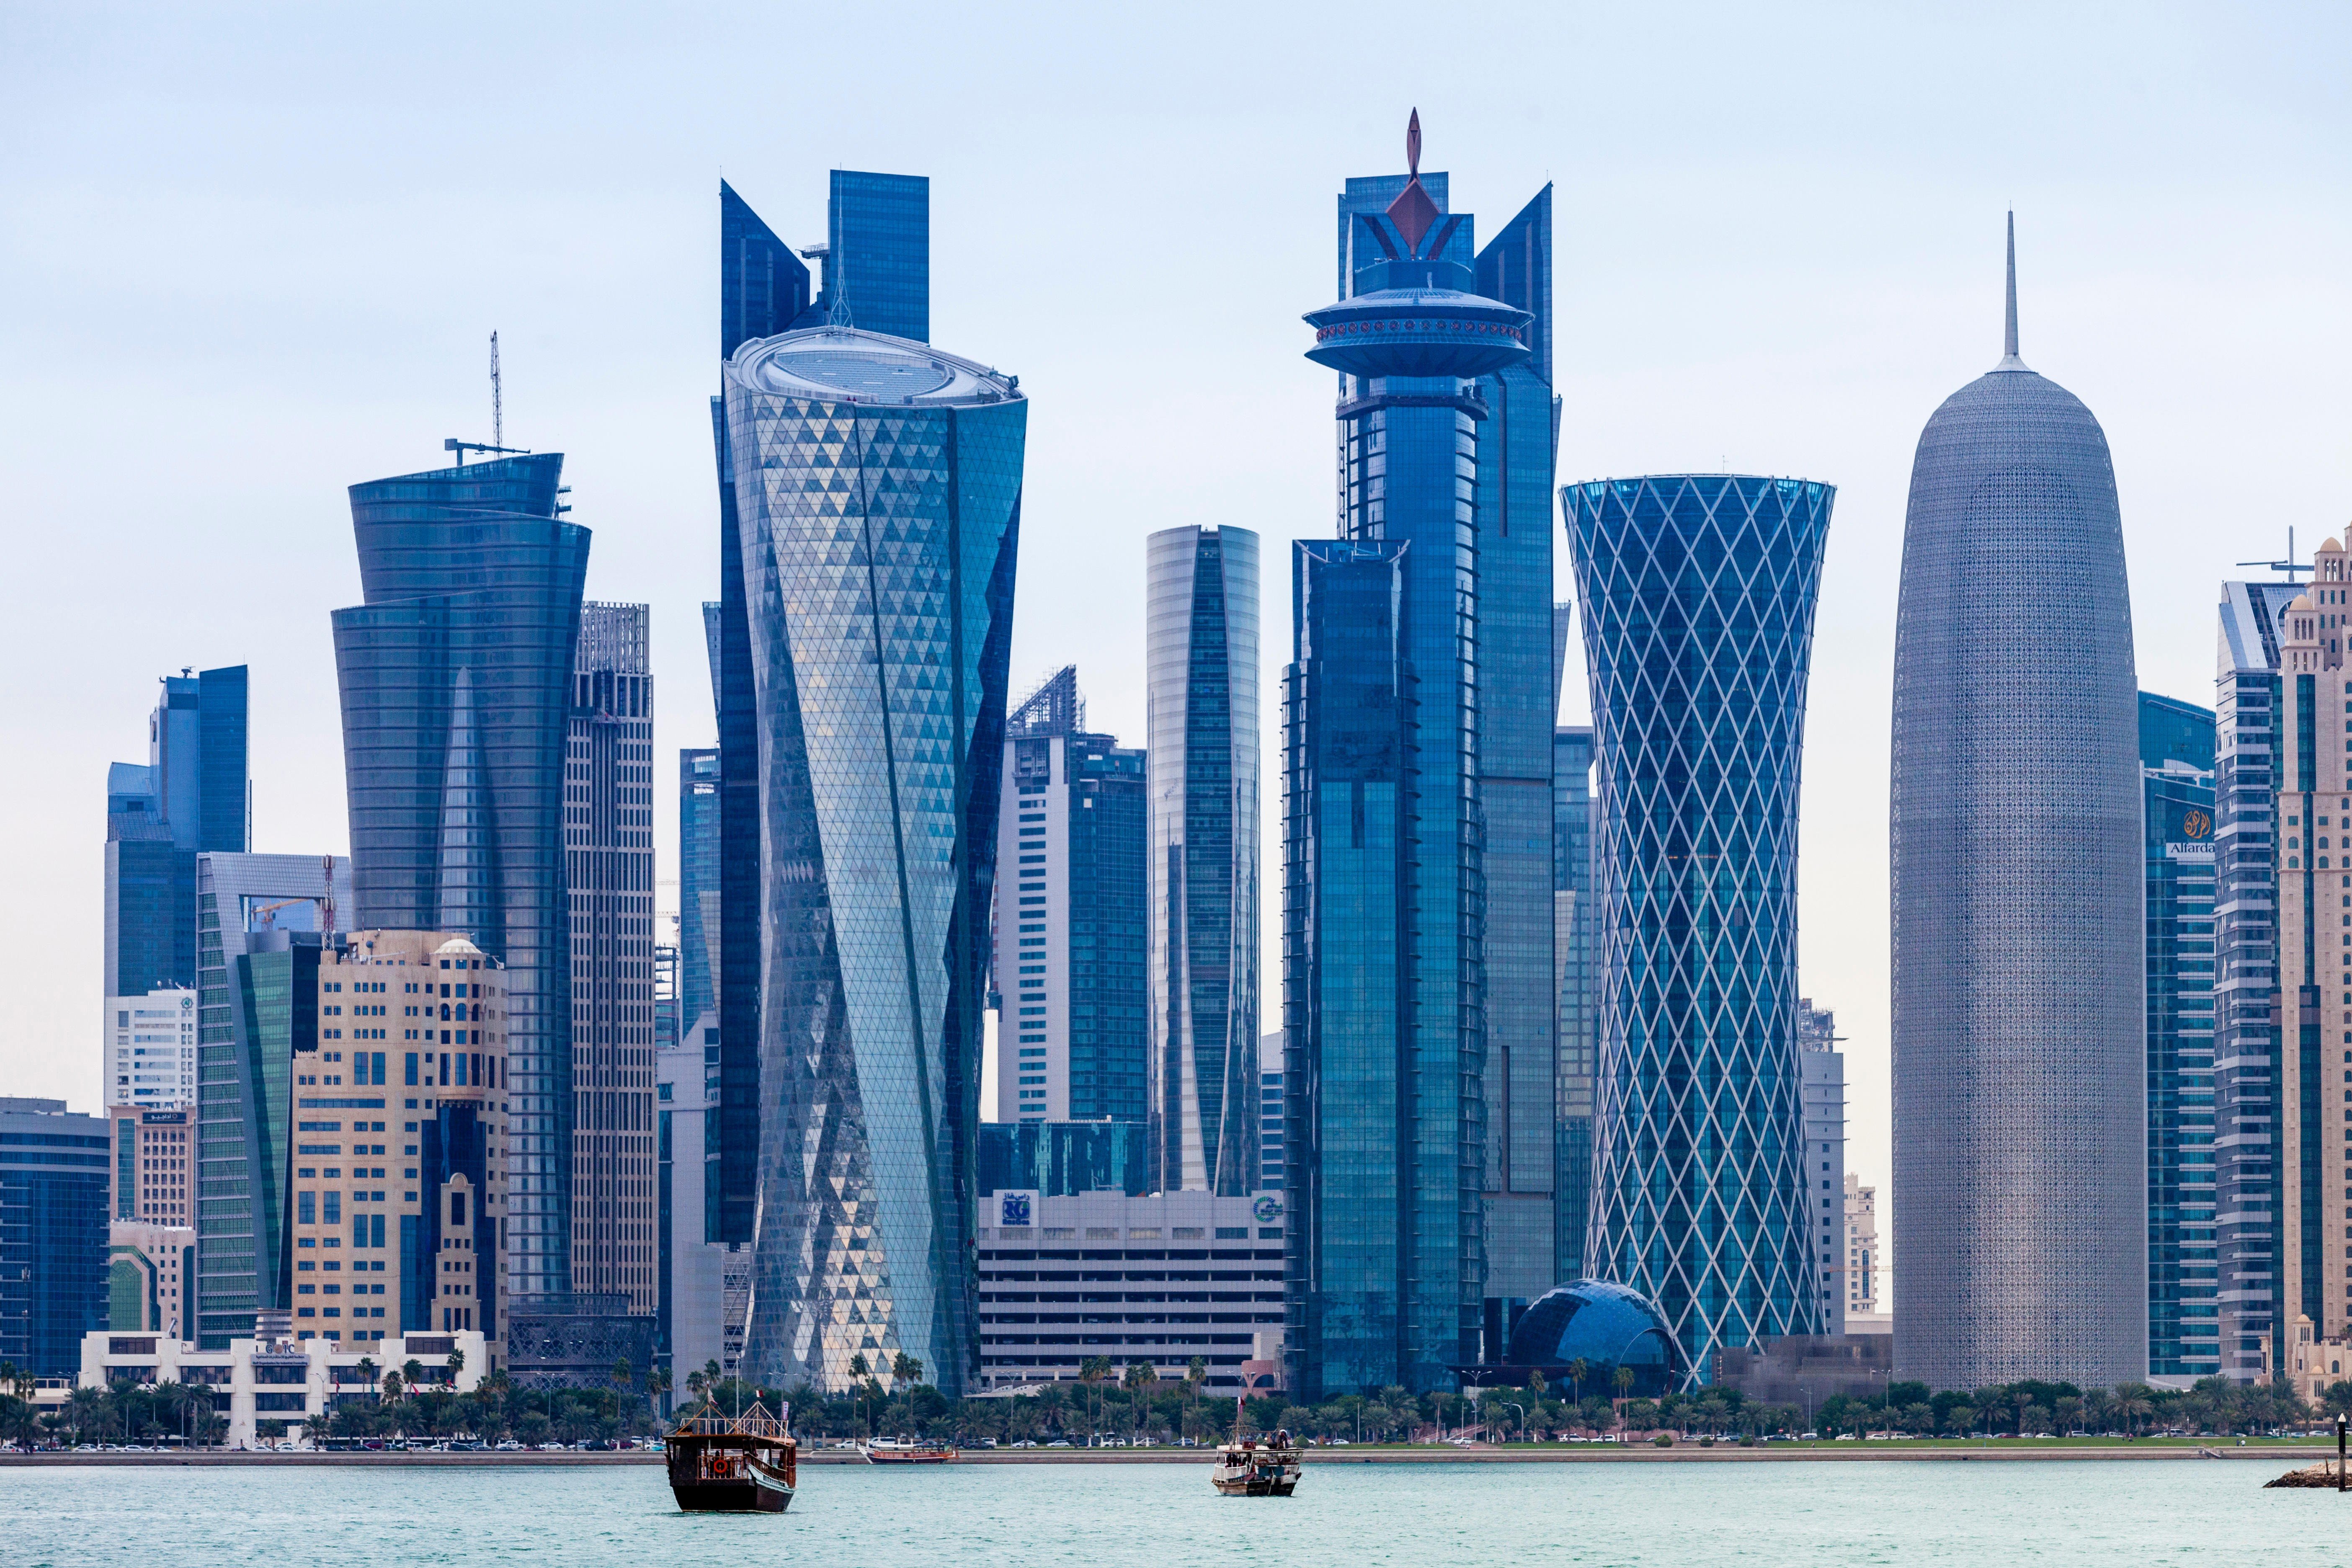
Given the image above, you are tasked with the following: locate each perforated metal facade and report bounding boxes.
[1568,474,1833,1385]
[721,326,1024,1397]
[1890,247,2144,1389]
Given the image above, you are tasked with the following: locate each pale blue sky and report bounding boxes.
[4,2,2347,1281]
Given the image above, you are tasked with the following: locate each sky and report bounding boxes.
[3,1,2347,1297]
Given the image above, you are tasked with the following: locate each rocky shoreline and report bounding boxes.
[2265,1462,2352,1489]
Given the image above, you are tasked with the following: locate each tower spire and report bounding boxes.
[1999,210,2026,369]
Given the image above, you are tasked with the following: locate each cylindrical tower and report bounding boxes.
[1891,219,2143,1390]
[1145,525,1261,1196]
[1567,473,1834,1385]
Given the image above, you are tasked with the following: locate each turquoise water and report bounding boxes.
[7,1459,2346,1565]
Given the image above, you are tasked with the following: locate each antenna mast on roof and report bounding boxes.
[2237,526,2310,580]
[491,331,503,449]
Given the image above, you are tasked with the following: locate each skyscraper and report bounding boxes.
[103,666,250,1008]
[719,316,1026,1396]
[2213,565,2305,1380]
[0,1098,108,1375]
[1551,716,1596,1283]
[1145,525,1261,1193]
[1284,115,1540,1398]
[1797,999,1847,1337]
[1568,473,1834,1382]
[2138,691,2217,1380]
[712,174,929,1248]
[995,667,1149,1125]
[678,747,721,1038]
[331,452,590,1302]
[1890,217,2143,1390]
[567,603,657,1311]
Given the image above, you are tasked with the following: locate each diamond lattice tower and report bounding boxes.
[1567,474,1835,1385]
[720,325,1026,1397]
[1891,217,2143,1391]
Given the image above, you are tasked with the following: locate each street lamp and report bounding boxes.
[1501,1402,1527,1444]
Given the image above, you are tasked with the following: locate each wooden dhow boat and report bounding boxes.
[1210,1396,1301,1496]
[860,1438,958,1464]
[665,1398,797,1512]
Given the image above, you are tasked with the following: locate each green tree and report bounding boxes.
[1565,1358,1589,1405]
[1079,1357,1113,1446]
[1944,1403,1976,1438]
[1122,1363,1159,1441]
[1613,1364,1635,1406]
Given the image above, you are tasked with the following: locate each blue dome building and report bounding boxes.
[1501,1281,1685,1397]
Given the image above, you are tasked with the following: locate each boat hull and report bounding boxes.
[1212,1473,1299,1497]
[668,1475,794,1513]
[666,1436,796,1512]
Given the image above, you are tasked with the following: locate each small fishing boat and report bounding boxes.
[861,1438,958,1464]
[666,1398,797,1512]
[1210,1395,1301,1496]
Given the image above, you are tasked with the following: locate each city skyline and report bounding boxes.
[9,8,2352,1359]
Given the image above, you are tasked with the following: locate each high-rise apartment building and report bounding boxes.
[995,668,1148,1125]
[1890,219,2144,1390]
[2140,692,2218,1380]
[566,603,657,1312]
[103,666,250,1009]
[1283,116,1545,1400]
[1844,1175,1879,1320]
[193,853,351,1346]
[1145,526,1261,1192]
[110,1103,193,1225]
[1569,474,1834,1382]
[657,1010,747,1387]
[333,452,589,1304]
[711,173,930,1248]
[718,298,1025,1395]
[0,1098,109,1375]
[1797,999,1847,1337]
[2214,567,2303,1380]
[103,988,196,1110]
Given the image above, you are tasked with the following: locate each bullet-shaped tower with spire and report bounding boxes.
[1890,217,2144,1390]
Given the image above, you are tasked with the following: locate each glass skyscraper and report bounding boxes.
[331,452,589,1301]
[567,603,657,1311]
[2139,691,2218,1379]
[720,316,1025,1397]
[0,1099,109,1375]
[1551,719,1596,1283]
[678,746,720,1036]
[104,665,250,1005]
[1890,219,2144,1390]
[1567,473,1834,1384]
[1145,525,1260,1193]
[995,667,1149,1125]
[1284,117,1542,1398]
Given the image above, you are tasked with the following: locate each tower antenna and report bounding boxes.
[491,330,502,449]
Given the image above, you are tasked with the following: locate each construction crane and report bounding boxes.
[2238,526,2311,580]
[446,331,529,465]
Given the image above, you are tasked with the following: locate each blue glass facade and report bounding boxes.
[1061,738,1148,1124]
[976,1120,1150,1198]
[822,171,928,341]
[1552,722,1596,1281]
[331,453,589,1300]
[1567,475,1834,1384]
[678,746,720,1036]
[0,1101,109,1376]
[722,325,1024,1396]
[104,666,249,998]
[2140,692,2217,1378]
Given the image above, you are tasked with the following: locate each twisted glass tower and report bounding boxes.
[1890,218,2143,1390]
[721,325,1024,1396]
[1567,473,1833,1384]
[1145,524,1260,1194]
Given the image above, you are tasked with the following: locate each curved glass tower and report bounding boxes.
[1145,524,1260,1194]
[1567,473,1833,1384]
[721,325,1025,1396]
[1891,219,2143,1390]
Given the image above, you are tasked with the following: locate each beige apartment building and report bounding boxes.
[109,1102,193,1225]
[290,931,508,1354]
[1845,1173,1879,1318]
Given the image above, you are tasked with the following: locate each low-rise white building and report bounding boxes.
[77,1316,486,1447]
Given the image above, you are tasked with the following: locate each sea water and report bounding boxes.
[8,1457,2346,1565]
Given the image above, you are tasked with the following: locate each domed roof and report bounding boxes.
[2290,593,2314,613]
[1505,1280,1684,1386]
[435,937,483,957]
[2324,536,2343,555]
[727,326,1019,408]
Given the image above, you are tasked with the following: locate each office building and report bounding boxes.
[2140,692,2218,1380]
[718,295,1025,1396]
[103,988,196,1111]
[192,852,351,1347]
[2214,565,2305,1380]
[333,451,590,1304]
[974,1188,1286,1389]
[1145,526,1261,1192]
[678,747,721,1037]
[996,666,1149,1124]
[107,1220,195,1337]
[1568,472,1835,1382]
[657,1010,748,1385]
[1258,1032,1286,1191]
[103,666,250,1010]
[0,1098,109,1375]
[1283,116,1544,1400]
[1890,217,2143,1390]
[652,942,679,1055]
[1553,712,1596,1283]
[1797,1000,1847,1337]
[976,1119,1151,1199]
[110,1103,192,1225]
[77,1323,487,1449]
[711,174,932,1252]
[566,602,657,1312]
[1844,1175,1879,1321]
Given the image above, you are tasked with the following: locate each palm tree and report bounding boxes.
[1122,1363,1159,1441]
[382,1369,405,1403]
[446,1349,466,1390]
[891,1351,923,1395]
[1613,1365,1635,1408]
[402,1358,426,1392]
[1079,1357,1113,1447]
[648,1367,673,1420]
[1566,1358,1589,1406]
[354,1357,379,1395]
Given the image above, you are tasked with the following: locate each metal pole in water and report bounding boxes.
[2337,1413,2345,1491]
